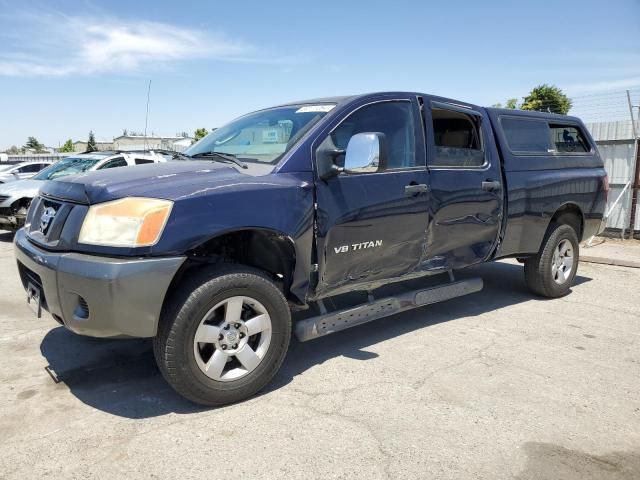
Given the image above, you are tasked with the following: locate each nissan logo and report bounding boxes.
[40,206,57,233]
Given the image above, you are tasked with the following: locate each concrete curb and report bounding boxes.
[580,256,640,269]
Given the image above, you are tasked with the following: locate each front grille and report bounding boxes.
[26,196,73,246]
[0,207,11,216]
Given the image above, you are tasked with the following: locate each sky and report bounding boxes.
[1,0,639,149]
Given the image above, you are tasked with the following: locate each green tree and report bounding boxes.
[86,131,97,152]
[505,98,519,109]
[492,98,519,109]
[5,145,21,155]
[521,84,572,115]
[194,127,208,143]
[23,136,45,153]
[59,139,74,152]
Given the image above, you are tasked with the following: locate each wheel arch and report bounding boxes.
[548,202,585,241]
[166,227,300,305]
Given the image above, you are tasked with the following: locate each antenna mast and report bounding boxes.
[144,79,151,150]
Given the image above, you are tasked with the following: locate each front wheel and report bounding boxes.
[524,223,579,298]
[154,265,291,406]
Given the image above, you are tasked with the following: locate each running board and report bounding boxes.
[295,277,483,342]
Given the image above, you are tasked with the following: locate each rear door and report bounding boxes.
[421,99,504,271]
[313,96,429,298]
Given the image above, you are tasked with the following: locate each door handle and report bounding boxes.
[405,183,429,195]
[481,181,500,191]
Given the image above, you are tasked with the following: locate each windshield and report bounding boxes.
[184,104,335,164]
[33,156,105,180]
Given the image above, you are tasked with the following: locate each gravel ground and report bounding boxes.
[1,230,639,480]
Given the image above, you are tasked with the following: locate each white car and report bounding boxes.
[0,161,53,183]
[0,151,167,230]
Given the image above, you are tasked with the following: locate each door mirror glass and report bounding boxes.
[344,132,387,174]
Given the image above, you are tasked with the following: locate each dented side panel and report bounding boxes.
[314,172,429,298]
[420,102,504,271]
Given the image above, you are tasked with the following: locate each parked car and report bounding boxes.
[0,151,165,230]
[0,161,53,184]
[14,92,607,406]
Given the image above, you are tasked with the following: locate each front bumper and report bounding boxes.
[13,229,186,338]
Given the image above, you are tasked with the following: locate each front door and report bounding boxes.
[421,99,504,271]
[313,97,429,298]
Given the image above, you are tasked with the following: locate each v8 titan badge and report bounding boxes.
[333,240,383,254]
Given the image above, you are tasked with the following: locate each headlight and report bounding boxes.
[78,197,173,247]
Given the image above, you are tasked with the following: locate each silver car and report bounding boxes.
[0,161,53,184]
[0,151,167,230]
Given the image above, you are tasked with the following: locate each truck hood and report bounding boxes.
[39,161,274,204]
[0,179,43,199]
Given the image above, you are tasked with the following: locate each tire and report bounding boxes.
[154,265,291,406]
[524,223,579,298]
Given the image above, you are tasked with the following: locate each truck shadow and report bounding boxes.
[38,261,592,418]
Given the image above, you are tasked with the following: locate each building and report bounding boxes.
[72,135,194,153]
[72,139,114,153]
[112,135,194,152]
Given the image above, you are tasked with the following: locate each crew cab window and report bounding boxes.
[549,124,590,153]
[325,101,419,169]
[99,157,128,169]
[430,107,484,167]
[135,158,155,165]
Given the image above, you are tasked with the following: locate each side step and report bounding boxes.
[295,277,483,342]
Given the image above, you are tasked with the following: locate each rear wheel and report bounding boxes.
[154,265,291,406]
[524,223,579,298]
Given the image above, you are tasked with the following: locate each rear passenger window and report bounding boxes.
[18,164,42,173]
[501,118,551,153]
[549,124,590,153]
[501,117,591,155]
[99,157,128,169]
[430,107,484,167]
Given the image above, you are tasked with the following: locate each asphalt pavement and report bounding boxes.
[1,230,639,479]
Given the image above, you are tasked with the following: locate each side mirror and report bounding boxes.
[344,132,387,174]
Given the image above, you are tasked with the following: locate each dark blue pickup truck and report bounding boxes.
[14,92,608,405]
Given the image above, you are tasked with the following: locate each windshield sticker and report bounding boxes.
[296,105,335,113]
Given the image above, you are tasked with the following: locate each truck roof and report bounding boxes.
[276,92,583,123]
[486,106,582,123]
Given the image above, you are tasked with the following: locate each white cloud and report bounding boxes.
[0,11,256,76]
